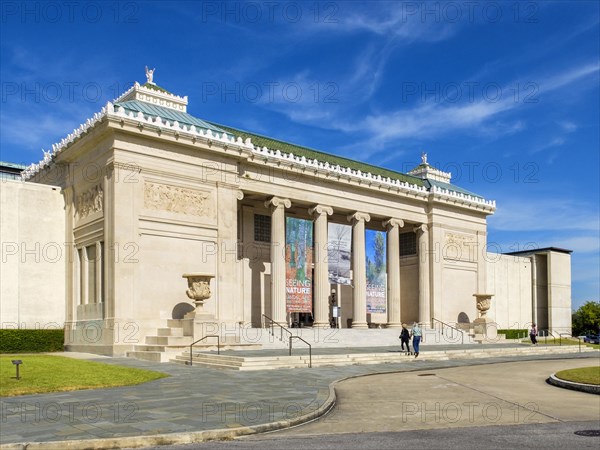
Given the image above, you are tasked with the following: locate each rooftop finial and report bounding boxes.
[421,151,428,165]
[145,66,156,85]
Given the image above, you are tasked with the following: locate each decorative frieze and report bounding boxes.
[75,185,103,220]
[144,182,210,217]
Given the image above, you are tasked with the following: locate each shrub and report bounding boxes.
[0,329,64,353]
[497,329,528,339]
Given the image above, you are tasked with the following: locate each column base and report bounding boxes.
[351,321,369,329]
[312,321,331,328]
[386,322,402,328]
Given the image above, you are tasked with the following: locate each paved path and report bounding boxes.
[0,349,598,449]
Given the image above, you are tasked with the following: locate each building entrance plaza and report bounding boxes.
[1,73,573,359]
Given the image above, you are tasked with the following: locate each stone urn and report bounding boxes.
[182,273,214,311]
[474,294,493,319]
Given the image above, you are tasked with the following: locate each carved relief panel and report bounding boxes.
[143,181,213,218]
[444,232,477,261]
[75,185,103,220]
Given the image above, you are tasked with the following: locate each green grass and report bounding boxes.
[520,337,600,349]
[1,355,168,397]
[555,367,600,385]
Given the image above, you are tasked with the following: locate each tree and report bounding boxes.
[572,301,600,335]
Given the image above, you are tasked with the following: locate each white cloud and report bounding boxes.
[558,120,578,132]
[489,197,600,233]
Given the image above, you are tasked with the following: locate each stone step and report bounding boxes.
[133,344,191,352]
[157,327,184,337]
[167,319,186,328]
[127,350,179,363]
[171,346,597,370]
[146,335,193,345]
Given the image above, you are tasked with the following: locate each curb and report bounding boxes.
[547,373,600,395]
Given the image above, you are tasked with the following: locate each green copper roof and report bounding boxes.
[426,179,484,199]
[115,100,229,135]
[114,96,485,198]
[209,122,427,187]
[141,82,173,94]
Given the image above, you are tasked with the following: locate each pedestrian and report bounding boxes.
[529,323,538,345]
[399,323,411,354]
[411,322,422,358]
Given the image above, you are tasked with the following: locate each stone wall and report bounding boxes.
[1,180,66,329]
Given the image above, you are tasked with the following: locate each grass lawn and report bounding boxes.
[520,337,600,349]
[555,367,600,385]
[0,354,168,397]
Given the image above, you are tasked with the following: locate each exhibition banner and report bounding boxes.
[327,222,352,285]
[366,230,387,313]
[285,217,313,313]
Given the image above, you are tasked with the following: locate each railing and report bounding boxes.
[262,313,292,343]
[289,336,312,368]
[432,318,464,344]
[262,314,313,368]
[188,335,220,366]
[559,333,578,351]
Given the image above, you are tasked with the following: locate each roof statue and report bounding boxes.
[421,151,428,165]
[145,66,156,85]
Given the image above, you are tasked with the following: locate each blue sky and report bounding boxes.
[1,1,598,308]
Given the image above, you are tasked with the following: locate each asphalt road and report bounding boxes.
[131,421,600,449]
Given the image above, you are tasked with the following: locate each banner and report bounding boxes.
[366,230,387,313]
[327,223,352,285]
[285,217,313,313]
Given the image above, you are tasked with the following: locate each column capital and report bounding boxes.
[235,190,244,201]
[265,196,291,210]
[309,204,333,217]
[347,212,371,223]
[414,224,429,234]
[383,218,404,230]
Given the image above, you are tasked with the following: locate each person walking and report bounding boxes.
[529,323,538,345]
[411,322,422,358]
[399,323,411,354]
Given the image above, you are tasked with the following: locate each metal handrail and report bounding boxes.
[432,318,464,344]
[262,313,292,343]
[559,333,572,347]
[188,334,220,366]
[289,336,312,368]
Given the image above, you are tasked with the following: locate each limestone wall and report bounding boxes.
[0,180,66,329]
[486,253,533,330]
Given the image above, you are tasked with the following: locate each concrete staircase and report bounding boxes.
[172,345,597,370]
[235,325,479,349]
[127,320,262,362]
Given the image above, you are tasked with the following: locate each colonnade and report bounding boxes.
[265,196,430,328]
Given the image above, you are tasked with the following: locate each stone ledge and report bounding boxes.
[547,373,600,395]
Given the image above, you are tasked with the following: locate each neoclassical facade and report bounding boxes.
[5,76,571,355]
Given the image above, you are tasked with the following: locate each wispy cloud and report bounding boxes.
[489,197,600,233]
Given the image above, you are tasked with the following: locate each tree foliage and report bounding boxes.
[572,301,600,335]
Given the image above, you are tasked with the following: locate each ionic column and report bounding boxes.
[348,212,370,328]
[309,205,334,327]
[415,224,431,325]
[265,196,291,324]
[384,218,404,328]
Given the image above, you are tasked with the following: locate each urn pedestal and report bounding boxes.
[473,294,497,340]
[182,273,217,339]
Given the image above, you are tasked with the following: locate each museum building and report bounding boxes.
[1,73,572,356]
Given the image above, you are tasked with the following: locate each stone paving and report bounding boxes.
[0,347,597,448]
